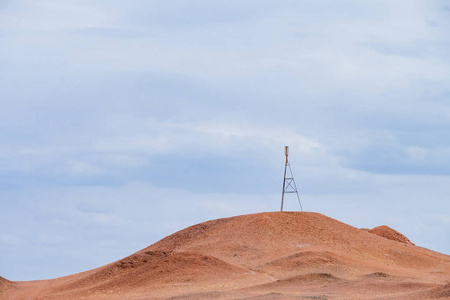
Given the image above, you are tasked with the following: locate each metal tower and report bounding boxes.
[281,146,303,211]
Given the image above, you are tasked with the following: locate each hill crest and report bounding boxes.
[2,211,449,300]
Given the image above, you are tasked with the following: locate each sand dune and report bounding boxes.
[2,212,449,299]
[368,225,414,245]
[0,277,11,293]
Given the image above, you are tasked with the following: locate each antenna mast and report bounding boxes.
[280,146,303,211]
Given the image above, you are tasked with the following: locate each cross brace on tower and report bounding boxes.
[281,146,303,211]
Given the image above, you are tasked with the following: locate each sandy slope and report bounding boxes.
[0,277,11,293]
[2,212,449,299]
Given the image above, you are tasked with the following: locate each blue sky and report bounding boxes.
[1,0,449,280]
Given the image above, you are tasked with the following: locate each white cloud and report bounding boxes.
[0,235,25,247]
[433,213,450,224]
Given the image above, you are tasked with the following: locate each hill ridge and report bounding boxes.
[2,211,449,300]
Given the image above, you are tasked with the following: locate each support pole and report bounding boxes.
[281,160,287,211]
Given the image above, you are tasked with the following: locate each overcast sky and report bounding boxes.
[1,0,450,281]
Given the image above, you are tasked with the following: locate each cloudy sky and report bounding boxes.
[1,0,450,281]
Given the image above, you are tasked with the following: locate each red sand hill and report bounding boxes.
[1,212,449,299]
[0,277,11,293]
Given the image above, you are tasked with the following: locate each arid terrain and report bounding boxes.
[1,212,449,299]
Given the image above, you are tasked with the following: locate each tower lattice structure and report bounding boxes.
[281,146,303,211]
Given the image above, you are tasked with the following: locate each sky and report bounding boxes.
[1,0,449,281]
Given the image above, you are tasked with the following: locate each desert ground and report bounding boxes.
[1,212,449,299]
